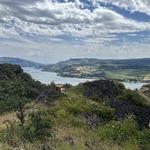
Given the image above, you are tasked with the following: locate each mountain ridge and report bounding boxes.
[0,57,44,68]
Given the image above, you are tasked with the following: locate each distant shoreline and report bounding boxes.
[23,67,148,90]
[41,69,150,84]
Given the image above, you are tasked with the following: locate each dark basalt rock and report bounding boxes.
[108,99,150,128]
[81,79,125,99]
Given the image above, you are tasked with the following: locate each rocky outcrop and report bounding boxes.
[108,99,150,128]
[81,80,150,127]
[81,80,125,99]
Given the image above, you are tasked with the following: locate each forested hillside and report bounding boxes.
[0,64,46,113]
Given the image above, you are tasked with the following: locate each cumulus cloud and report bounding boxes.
[0,0,150,55]
[96,0,150,16]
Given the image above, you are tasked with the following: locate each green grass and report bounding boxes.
[96,116,150,149]
[118,89,150,106]
[104,70,150,81]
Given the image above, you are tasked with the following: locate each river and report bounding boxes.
[23,67,147,90]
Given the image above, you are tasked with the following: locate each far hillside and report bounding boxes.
[43,58,150,82]
[0,57,44,68]
[1,57,150,82]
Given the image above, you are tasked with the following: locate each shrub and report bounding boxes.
[24,110,52,141]
[97,115,150,149]
[118,89,148,106]
[97,115,139,145]
[0,110,53,145]
[89,103,114,120]
[0,121,24,146]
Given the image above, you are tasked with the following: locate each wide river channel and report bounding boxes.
[23,67,147,90]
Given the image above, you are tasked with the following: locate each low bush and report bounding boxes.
[97,115,150,149]
[118,89,148,106]
[0,110,52,146]
[23,110,52,142]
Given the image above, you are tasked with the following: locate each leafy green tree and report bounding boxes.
[0,64,46,114]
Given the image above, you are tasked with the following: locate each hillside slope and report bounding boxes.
[0,65,150,150]
[0,57,43,68]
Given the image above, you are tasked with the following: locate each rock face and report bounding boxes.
[108,99,150,128]
[81,80,125,99]
[81,80,150,127]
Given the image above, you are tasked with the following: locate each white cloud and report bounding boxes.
[96,0,150,16]
[0,0,150,60]
[0,0,150,42]
[1,39,150,63]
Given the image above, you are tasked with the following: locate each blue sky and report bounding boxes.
[0,0,150,63]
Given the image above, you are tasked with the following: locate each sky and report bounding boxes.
[0,0,150,63]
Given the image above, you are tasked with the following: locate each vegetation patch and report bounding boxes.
[0,64,150,150]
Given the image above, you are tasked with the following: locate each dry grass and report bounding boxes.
[0,102,42,129]
[0,112,17,129]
